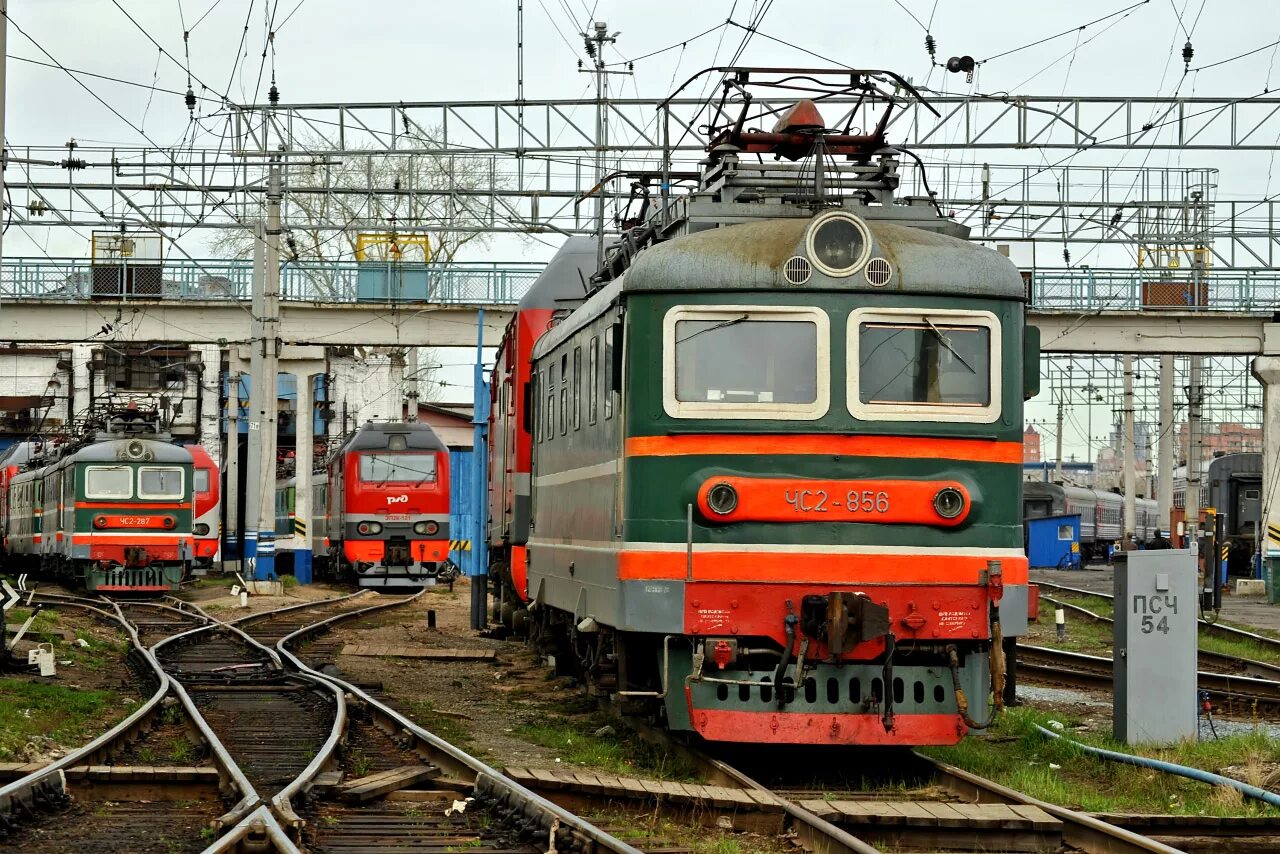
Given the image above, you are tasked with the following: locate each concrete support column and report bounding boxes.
[1186,356,1204,546]
[1054,398,1064,483]
[293,371,317,584]
[71,343,92,423]
[1251,356,1280,593]
[224,370,242,575]
[1157,355,1174,535]
[1122,355,1136,546]
[244,226,265,575]
[389,348,406,421]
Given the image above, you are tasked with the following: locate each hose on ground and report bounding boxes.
[1034,724,1280,809]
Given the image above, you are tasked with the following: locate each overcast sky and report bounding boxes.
[5,1,1276,437]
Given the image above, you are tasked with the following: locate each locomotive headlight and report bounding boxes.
[357,521,383,536]
[414,520,439,536]
[93,515,108,529]
[933,487,965,519]
[193,523,210,536]
[162,516,176,529]
[706,482,739,516]
[806,211,872,277]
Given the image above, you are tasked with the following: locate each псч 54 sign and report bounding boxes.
[696,477,971,526]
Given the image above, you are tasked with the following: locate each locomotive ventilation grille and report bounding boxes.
[783,256,813,286]
[864,257,893,287]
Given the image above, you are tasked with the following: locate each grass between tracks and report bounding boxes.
[0,680,133,760]
[512,696,702,781]
[0,608,136,759]
[924,706,1280,815]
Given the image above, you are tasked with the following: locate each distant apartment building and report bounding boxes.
[1023,425,1042,463]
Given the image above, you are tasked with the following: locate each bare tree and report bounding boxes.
[211,134,502,414]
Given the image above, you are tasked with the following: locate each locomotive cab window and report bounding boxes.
[359,453,438,484]
[847,308,1001,423]
[139,466,185,499]
[663,305,830,420]
[194,468,210,495]
[86,465,134,499]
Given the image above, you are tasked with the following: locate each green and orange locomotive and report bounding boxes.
[2,412,195,593]
[488,68,1039,747]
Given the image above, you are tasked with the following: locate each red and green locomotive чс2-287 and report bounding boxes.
[489,68,1040,747]
[3,429,196,593]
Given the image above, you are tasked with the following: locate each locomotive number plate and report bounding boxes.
[784,489,890,515]
[385,514,410,522]
[697,477,971,527]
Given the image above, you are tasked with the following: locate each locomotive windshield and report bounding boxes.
[85,465,133,499]
[139,466,185,499]
[857,322,990,406]
[673,317,818,405]
[359,453,437,484]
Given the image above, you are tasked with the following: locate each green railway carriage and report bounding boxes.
[512,69,1039,747]
[6,436,194,593]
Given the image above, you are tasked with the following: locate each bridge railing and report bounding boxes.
[0,258,542,305]
[1028,268,1280,312]
[4,259,1279,313]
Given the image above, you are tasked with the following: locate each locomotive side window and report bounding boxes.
[604,328,614,420]
[662,305,830,420]
[848,308,1001,423]
[139,466,185,499]
[86,465,134,499]
[559,354,568,436]
[546,365,556,440]
[573,346,582,431]
[194,468,211,495]
[359,453,437,484]
[588,337,599,425]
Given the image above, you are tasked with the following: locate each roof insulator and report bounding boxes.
[1183,40,1194,71]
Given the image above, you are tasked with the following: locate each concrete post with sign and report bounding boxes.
[1113,549,1198,744]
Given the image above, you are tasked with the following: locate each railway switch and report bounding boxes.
[1113,549,1198,744]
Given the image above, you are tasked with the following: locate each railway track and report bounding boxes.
[1018,643,1280,717]
[1036,580,1280,656]
[0,588,648,853]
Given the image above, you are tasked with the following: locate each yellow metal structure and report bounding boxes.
[355,233,430,262]
[1136,245,1211,271]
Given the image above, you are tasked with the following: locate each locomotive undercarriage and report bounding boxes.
[35,553,186,593]
[521,596,995,745]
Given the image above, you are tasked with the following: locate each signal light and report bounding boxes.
[194,523,210,536]
[357,521,383,536]
[414,520,439,536]
[93,515,108,529]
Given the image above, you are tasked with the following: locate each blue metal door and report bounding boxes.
[449,449,476,573]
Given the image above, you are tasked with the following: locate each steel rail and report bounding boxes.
[1036,580,1280,651]
[1042,592,1280,680]
[273,594,647,854]
[200,804,302,854]
[696,756,883,854]
[150,622,271,829]
[916,754,1184,854]
[1018,643,1280,715]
